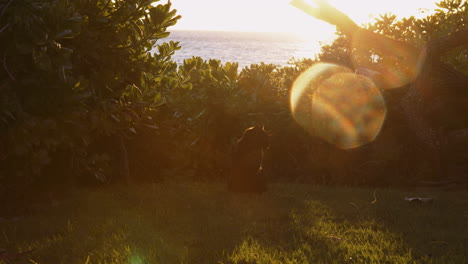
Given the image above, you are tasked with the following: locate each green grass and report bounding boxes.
[1,182,467,264]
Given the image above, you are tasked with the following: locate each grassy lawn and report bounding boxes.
[1,182,467,264]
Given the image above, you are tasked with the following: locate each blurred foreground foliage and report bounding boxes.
[0,0,467,211]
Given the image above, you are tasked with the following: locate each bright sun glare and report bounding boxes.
[171,0,438,37]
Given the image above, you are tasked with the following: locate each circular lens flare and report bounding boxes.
[291,63,387,149]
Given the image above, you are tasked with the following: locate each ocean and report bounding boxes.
[158,30,323,69]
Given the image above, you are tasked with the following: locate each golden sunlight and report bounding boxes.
[169,0,440,60]
[171,0,438,34]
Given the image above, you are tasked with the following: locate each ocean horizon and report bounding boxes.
[157,30,324,69]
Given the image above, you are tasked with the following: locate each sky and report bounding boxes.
[168,0,440,41]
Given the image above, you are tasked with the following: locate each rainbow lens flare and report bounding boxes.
[291,63,387,149]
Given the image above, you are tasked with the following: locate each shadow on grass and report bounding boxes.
[223,185,409,264]
[1,183,466,263]
[362,188,468,263]
[223,185,467,264]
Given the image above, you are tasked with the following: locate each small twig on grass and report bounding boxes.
[326,235,344,241]
[371,189,377,204]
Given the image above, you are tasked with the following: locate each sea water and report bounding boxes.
[157,30,322,69]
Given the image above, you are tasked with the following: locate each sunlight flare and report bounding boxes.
[350,30,423,89]
[291,63,387,149]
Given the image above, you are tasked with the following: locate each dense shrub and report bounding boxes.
[0,0,181,211]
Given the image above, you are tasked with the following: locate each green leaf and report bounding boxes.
[154,32,170,39]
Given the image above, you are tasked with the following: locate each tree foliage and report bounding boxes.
[0,0,181,188]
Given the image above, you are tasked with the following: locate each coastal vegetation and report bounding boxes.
[0,0,467,262]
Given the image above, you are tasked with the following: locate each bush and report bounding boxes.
[0,0,181,202]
